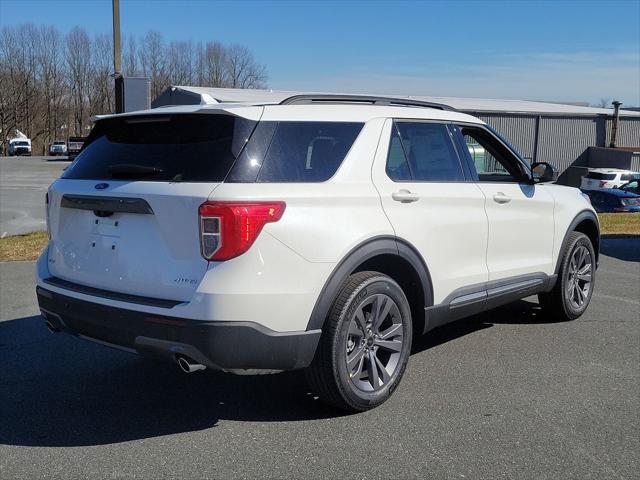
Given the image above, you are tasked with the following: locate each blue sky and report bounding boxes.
[1,0,639,105]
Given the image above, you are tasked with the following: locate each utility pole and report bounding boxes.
[112,0,124,113]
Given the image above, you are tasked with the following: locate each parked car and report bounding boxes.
[67,136,86,160]
[7,138,32,156]
[618,180,639,195]
[36,95,599,412]
[49,141,68,156]
[581,188,640,213]
[580,168,640,190]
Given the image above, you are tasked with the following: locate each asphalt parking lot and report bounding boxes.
[0,156,70,236]
[0,238,638,479]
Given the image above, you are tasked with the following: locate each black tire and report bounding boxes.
[539,231,595,321]
[306,271,413,412]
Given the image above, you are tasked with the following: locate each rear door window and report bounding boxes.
[387,121,465,182]
[62,114,256,182]
[255,122,363,182]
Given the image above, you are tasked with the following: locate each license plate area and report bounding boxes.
[92,216,121,238]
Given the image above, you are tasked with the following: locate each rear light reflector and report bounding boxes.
[199,201,286,261]
[45,192,51,239]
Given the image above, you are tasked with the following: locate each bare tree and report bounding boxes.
[203,41,228,87]
[90,34,114,115]
[65,26,92,135]
[123,34,139,76]
[1,22,269,153]
[0,26,23,145]
[224,44,267,89]
[139,30,169,98]
[194,41,205,86]
[37,25,65,149]
[167,40,195,86]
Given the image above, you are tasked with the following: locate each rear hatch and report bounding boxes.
[46,110,261,302]
[582,171,616,189]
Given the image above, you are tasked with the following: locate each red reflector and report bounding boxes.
[45,192,51,240]
[198,201,286,261]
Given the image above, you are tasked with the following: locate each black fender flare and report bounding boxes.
[554,209,600,274]
[306,236,434,331]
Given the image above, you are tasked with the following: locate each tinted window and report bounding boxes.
[386,127,411,181]
[621,173,640,181]
[63,114,256,182]
[256,122,363,182]
[387,122,464,182]
[460,126,529,183]
[586,172,616,180]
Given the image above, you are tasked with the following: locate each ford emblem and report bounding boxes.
[95,183,109,190]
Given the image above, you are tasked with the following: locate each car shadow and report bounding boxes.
[0,314,342,447]
[411,297,567,355]
[0,297,566,448]
[600,236,640,262]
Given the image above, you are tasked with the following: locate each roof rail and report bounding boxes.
[279,94,455,111]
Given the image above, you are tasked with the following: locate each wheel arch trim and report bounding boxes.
[555,209,600,274]
[305,236,433,331]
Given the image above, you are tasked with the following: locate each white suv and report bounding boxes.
[580,168,640,190]
[36,95,599,411]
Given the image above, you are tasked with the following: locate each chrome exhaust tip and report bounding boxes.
[176,355,206,373]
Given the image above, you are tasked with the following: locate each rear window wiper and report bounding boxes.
[109,164,164,179]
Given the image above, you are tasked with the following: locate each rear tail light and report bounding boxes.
[199,201,286,261]
[599,181,607,187]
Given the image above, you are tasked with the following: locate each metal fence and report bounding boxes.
[465,112,640,174]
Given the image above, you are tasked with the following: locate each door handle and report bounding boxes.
[392,189,420,203]
[493,192,511,204]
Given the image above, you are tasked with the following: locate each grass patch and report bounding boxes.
[0,231,48,261]
[598,213,640,236]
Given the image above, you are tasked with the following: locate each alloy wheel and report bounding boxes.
[566,244,593,309]
[345,293,404,392]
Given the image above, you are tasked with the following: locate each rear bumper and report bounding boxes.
[37,286,321,371]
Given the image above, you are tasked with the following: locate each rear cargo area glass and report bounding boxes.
[63,114,256,182]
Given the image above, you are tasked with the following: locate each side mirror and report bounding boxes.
[531,162,557,183]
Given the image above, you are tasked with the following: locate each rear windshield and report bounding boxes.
[63,114,256,182]
[53,142,65,145]
[14,141,29,146]
[586,172,616,180]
